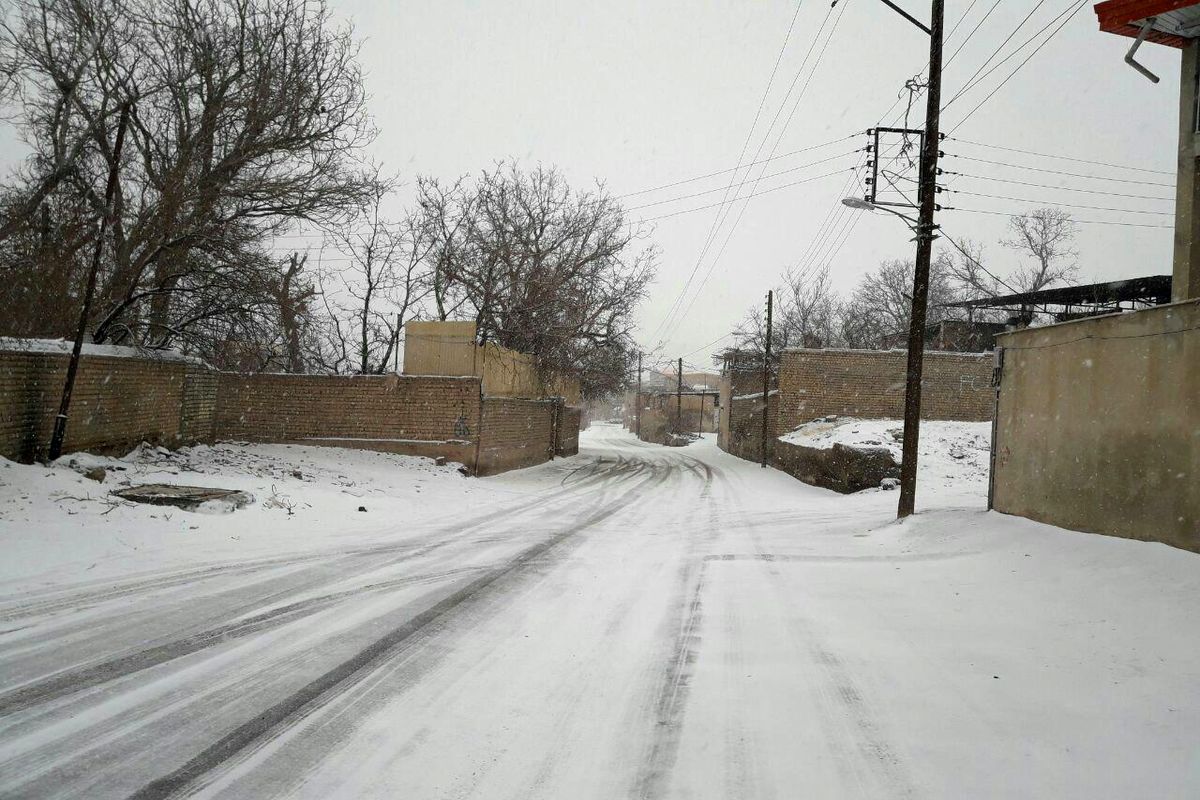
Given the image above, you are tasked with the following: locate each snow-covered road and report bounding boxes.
[1,424,1197,798]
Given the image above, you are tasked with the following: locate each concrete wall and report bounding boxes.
[1173,40,1200,302]
[776,348,994,427]
[993,301,1200,552]
[402,320,479,376]
[403,320,581,404]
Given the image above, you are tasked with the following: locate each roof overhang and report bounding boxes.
[945,275,1173,310]
[1095,1,1200,48]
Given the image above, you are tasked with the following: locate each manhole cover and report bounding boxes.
[111,484,253,512]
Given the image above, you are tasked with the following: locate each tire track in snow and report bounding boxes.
[0,457,623,623]
[0,455,650,798]
[0,564,486,716]
[718,481,918,797]
[199,452,683,800]
[0,455,636,704]
[123,459,667,800]
[631,453,725,799]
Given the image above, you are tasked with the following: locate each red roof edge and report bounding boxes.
[1094,0,1197,48]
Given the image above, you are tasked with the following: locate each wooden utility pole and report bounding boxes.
[761,289,773,468]
[676,357,683,434]
[48,104,132,462]
[897,0,944,518]
[635,351,642,438]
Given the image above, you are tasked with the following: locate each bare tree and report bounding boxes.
[274,253,318,374]
[1002,206,1079,293]
[414,175,472,322]
[320,179,436,374]
[423,163,656,398]
[0,0,376,358]
[837,257,958,348]
[777,264,837,349]
[942,237,1003,299]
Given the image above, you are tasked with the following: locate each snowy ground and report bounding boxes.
[1,425,1197,798]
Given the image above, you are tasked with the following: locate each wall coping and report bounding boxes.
[219,370,480,381]
[780,347,991,359]
[995,297,1200,347]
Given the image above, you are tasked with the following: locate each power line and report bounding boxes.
[792,155,870,274]
[652,0,988,352]
[637,168,852,223]
[943,0,1075,111]
[948,171,1175,201]
[889,0,989,121]
[944,153,1175,186]
[626,149,862,211]
[654,1,845,345]
[646,0,812,345]
[950,206,1173,228]
[948,0,1090,134]
[948,188,1174,215]
[942,0,1050,111]
[662,0,850,341]
[681,331,735,359]
[939,230,1021,295]
[943,0,1003,67]
[948,137,1175,176]
[619,134,857,198]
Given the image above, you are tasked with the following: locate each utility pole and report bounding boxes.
[676,357,683,434]
[761,289,773,468]
[48,103,132,462]
[897,0,944,518]
[635,351,642,438]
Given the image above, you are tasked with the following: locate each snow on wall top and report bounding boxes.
[0,337,206,365]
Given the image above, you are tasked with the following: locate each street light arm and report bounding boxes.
[841,196,920,230]
[832,0,931,36]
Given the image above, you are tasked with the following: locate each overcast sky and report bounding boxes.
[7,0,1181,368]
[325,0,1181,367]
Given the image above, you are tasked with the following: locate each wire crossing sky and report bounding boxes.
[5,0,1163,360]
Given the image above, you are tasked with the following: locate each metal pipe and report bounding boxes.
[1125,18,1161,84]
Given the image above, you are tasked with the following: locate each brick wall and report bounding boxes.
[214,372,482,466]
[216,372,478,440]
[0,351,188,461]
[1,344,580,475]
[725,391,779,462]
[718,348,992,467]
[477,397,557,476]
[556,406,581,456]
[179,365,218,444]
[776,348,994,428]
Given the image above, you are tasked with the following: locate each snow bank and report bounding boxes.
[0,442,503,591]
[780,417,992,492]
